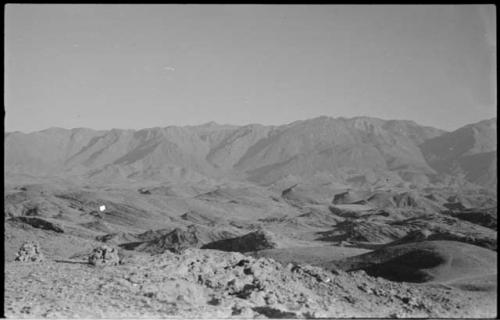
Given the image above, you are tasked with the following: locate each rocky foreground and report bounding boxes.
[4,246,496,318]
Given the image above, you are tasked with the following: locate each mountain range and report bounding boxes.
[5,116,497,189]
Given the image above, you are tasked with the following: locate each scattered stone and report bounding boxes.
[207,295,222,306]
[15,241,45,262]
[264,293,277,305]
[231,304,254,317]
[138,188,151,195]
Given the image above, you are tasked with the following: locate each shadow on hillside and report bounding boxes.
[54,259,88,265]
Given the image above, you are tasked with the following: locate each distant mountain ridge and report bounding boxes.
[5,116,496,189]
[421,118,497,189]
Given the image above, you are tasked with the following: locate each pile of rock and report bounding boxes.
[88,245,120,266]
[15,241,44,262]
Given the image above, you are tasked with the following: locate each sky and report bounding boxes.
[5,4,497,132]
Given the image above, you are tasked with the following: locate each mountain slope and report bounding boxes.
[420,118,497,189]
[236,117,445,185]
[5,116,494,188]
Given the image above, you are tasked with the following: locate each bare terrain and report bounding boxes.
[4,116,497,318]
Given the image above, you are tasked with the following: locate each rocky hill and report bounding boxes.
[5,246,497,318]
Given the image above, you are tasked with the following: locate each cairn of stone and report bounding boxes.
[15,241,44,262]
[88,245,120,266]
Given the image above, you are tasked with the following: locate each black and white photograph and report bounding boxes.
[4,4,497,318]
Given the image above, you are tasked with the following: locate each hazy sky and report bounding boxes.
[5,4,496,132]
